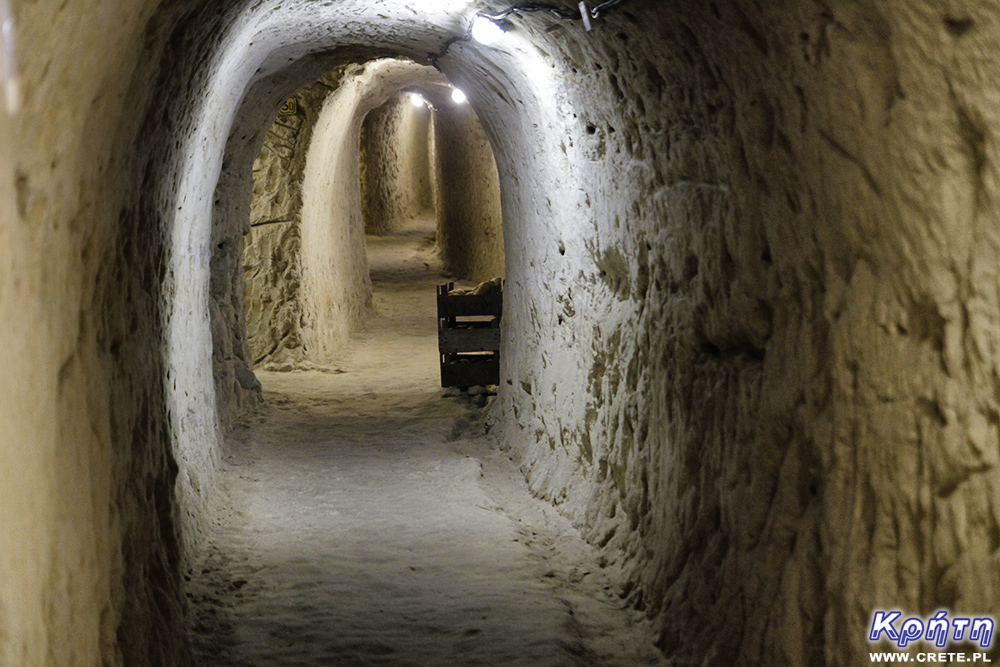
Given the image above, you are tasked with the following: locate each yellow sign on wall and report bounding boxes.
[279,97,298,116]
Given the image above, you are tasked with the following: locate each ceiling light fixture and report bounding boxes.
[428,0,633,67]
[410,93,426,107]
[470,16,507,45]
[451,88,468,104]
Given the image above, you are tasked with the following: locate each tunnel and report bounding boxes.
[2,0,1000,665]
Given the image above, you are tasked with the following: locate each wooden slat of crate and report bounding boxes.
[437,282,503,387]
[440,358,499,387]
[438,327,501,353]
[437,292,502,317]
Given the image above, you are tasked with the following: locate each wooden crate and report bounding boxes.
[437,282,502,388]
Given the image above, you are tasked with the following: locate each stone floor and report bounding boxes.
[186,216,667,666]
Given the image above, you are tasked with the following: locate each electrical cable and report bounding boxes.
[480,0,631,22]
[480,2,582,21]
[428,0,633,68]
[591,0,630,18]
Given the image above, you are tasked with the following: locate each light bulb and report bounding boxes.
[451,88,467,104]
[0,0,17,116]
[471,16,505,45]
[410,93,425,107]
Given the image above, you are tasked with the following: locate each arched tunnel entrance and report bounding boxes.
[239,58,505,372]
[5,0,1000,665]
[155,3,684,656]
[193,50,660,663]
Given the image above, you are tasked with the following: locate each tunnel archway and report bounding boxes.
[359,88,437,238]
[123,2,753,662]
[296,59,452,363]
[160,2,583,538]
[241,56,505,372]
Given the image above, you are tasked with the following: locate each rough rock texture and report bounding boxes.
[211,232,262,427]
[487,4,1000,666]
[7,0,1000,665]
[243,222,304,367]
[297,59,453,363]
[0,0,201,664]
[360,94,434,236]
[243,79,337,368]
[433,102,504,282]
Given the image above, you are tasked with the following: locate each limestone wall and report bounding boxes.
[0,0,200,663]
[433,102,504,282]
[243,79,337,369]
[243,222,305,368]
[488,2,1000,665]
[361,94,434,236]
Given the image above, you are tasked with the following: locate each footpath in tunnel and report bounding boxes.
[187,215,668,666]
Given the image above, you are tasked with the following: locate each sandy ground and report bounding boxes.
[187,215,668,666]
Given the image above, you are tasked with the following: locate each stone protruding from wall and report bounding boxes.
[361,94,434,236]
[433,102,504,282]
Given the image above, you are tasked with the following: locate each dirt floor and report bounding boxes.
[187,215,668,666]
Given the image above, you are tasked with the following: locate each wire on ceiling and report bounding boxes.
[429,0,633,68]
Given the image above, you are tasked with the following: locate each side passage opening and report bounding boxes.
[241,59,505,380]
[358,85,505,392]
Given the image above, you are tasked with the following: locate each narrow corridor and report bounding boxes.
[187,217,666,666]
[7,2,1000,664]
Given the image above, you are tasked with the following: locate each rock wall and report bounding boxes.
[0,0,203,663]
[433,102,504,282]
[243,221,304,368]
[360,94,434,236]
[243,78,337,369]
[487,2,1000,666]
